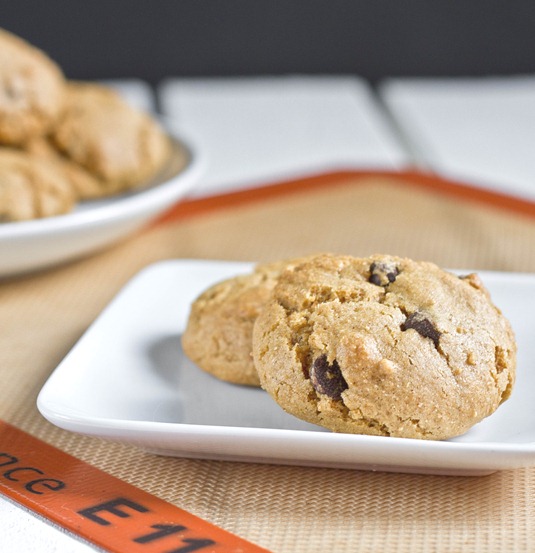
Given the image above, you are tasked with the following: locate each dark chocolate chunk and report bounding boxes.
[401,312,441,347]
[310,355,348,399]
[369,261,399,286]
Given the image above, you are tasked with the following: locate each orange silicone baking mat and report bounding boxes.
[2,170,535,552]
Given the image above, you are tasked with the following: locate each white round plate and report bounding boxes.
[0,134,204,278]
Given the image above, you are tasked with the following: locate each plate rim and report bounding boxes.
[35,399,535,454]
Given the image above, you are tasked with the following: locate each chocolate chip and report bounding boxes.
[310,355,348,400]
[369,261,399,286]
[401,312,441,347]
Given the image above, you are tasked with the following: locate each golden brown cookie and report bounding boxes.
[23,137,103,200]
[50,82,171,197]
[182,257,314,386]
[252,253,516,440]
[0,149,75,221]
[0,28,65,145]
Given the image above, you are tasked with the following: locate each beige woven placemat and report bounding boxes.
[2,172,535,552]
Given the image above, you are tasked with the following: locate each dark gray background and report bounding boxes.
[3,1,535,86]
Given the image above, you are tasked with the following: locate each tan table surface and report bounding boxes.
[2,170,535,552]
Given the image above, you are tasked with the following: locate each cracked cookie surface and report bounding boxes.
[182,256,314,386]
[252,253,516,440]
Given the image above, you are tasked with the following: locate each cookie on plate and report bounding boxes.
[0,149,75,221]
[252,253,516,440]
[0,28,65,145]
[50,82,171,197]
[182,257,314,386]
[23,137,104,200]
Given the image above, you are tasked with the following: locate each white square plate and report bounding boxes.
[37,260,535,476]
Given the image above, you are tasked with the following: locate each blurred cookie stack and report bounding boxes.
[0,28,172,222]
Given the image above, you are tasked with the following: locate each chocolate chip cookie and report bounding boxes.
[182,257,314,386]
[0,28,65,145]
[252,253,516,440]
